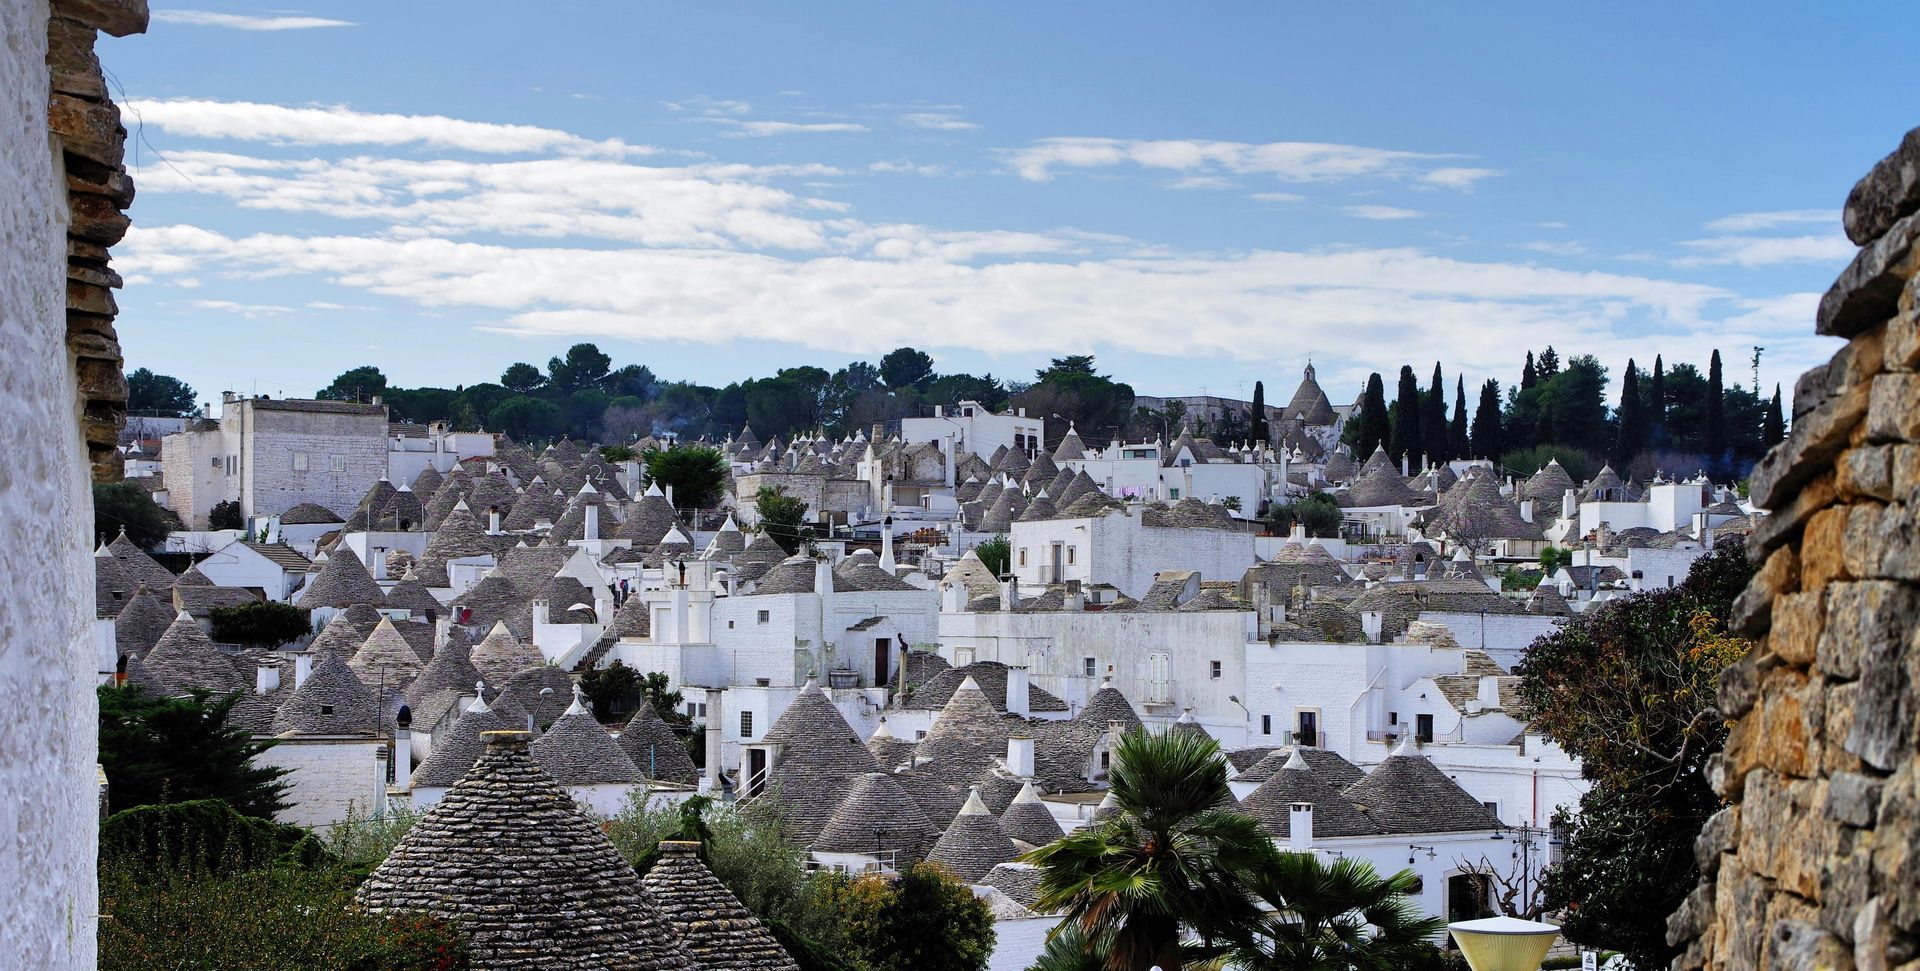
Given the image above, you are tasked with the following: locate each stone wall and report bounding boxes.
[1670,129,1920,969]
[0,0,142,965]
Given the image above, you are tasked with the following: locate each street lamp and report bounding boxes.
[1447,915,1561,971]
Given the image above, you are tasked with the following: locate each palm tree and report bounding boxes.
[1024,728,1272,971]
[1227,852,1447,971]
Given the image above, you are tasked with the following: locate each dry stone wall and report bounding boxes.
[1670,128,1920,969]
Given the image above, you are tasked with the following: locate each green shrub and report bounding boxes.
[210,601,312,648]
[101,799,326,875]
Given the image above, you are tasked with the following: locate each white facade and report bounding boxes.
[900,401,1045,462]
[1007,511,1257,597]
[1065,441,1278,518]
[162,394,391,527]
[188,540,306,601]
[254,737,389,828]
[386,422,495,485]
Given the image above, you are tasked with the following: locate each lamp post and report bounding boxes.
[1448,915,1561,971]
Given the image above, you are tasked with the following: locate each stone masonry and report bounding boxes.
[1670,128,1920,969]
[47,0,143,482]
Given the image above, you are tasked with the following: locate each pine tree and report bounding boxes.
[1421,363,1449,464]
[1537,346,1562,382]
[1389,365,1423,465]
[1613,360,1646,468]
[1472,379,1503,459]
[1250,381,1268,445]
[1648,355,1668,448]
[1763,384,1786,448]
[1521,351,1538,391]
[98,685,293,818]
[1449,376,1470,460]
[1354,373,1390,458]
[1707,350,1727,466]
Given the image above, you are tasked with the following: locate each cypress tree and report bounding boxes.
[1389,365,1423,465]
[1763,384,1786,447]
[1537,346,1562,382]
[1613,360,1645,468]
[1250,381,1268,445]
[1449,376,1470,460]
[1422,363,1449,464]
[1707,350,1727,465]
[1521,351,1538,391]
[1472,379,1503,459]
[1648,355,1668,448]
[1354,373,1390,457]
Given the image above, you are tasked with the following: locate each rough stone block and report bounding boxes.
[1831,325,1890,395]
[45,16,105,100]
[1843,503,1920,582]
[1759,667,1823,779]
[1796,362,1834,420]
[1752,379,1869,511]
[1733,546,1798,636]
[48,93,123,171]
[1825,680,1864,777]
[74,357,126,402]
[1821,828,1872,943]
[1847,126,1920,245]
[1892,278,1920,372]
[67,261,121,290]
[1765,919,1850,969]
[1712,865,1769,970]
[1821,581,1920,682]
[1872,763,1920,934]
[51,0,150,37]
[1822,211,1920,339]
[1830,772,1886,827]
[67,191,130,246]
[66,279,116,318]
[1896,445,1920,505]
[1695,805,1740,877]
[1752,472,1838,554]
[1845,592,1915,769]
[1721,650,1763,719]
[1771,591,1825,667]
[1867,373,1920,443]
[1842,446,1897,501]
[68,166,133,209]
[1802,507,1854,588]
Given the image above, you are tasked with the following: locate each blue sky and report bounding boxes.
[100,3,1919,410]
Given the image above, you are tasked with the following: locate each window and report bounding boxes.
[739,711,754,737]
[1261,714,1272,736]
[757,610,770,624]
[1389,711,1399,725]
[319,704,334,716]
[685,702,699,718]
[1297,709,1320,747]
[1066,546,1076,565]
[329,454,347,473]
[291,452,308,472]
[916,730,927,740]
[1483,801,1500,819]
[210,456,221,469]
[1083,657,1098,677]
[727,620,735,629]
[1100,751,1110,769]
[1416,713,1434,743]
[1168,487,1180,499]
[1209,660,1222,680]
[755,678,770,687]
[1018,548,1027,567]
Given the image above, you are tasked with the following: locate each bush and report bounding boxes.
[973,535,1010,578]
[100,799,327,875]
[322,801,423,874]
[99,859,468,971]
[210,601,312,648]
[209,499,244,531]
[835,863,995,971]
[99,685,292,818]
[1265,492,1342,538]
[1500,444,1599,483]
[95,481,173,548]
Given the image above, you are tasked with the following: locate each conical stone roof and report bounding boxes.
[1521,458,1578,504]
[642,842,799,971]
[306,609,368,661]
[115,587,178,657]
[761,680,882,842]
[1340,742,1501,834]
[108,531,177,590]
[412,695,526,788]
[999,781,1065,848]
[383,569,445,617]
[415,500,495,587]
[297,546,386,610]
[272,653,380,736]
[360,731,695,970]
[532,693,639,785]
[812,771,941,862]
[349,616,426,687]
[925,787,1019,882]
[471,621,547,688]
[617,704,698,785]
[864,717,917,771]
[405,631,484,730]
[143,611,245,694]
[1240,750,1380,838]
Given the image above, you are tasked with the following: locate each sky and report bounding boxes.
[98,3,1920,411]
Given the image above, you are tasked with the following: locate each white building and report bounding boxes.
[162,394,390,528]
[1006,503,1257,597]
[385,420,496,485]
[901,401,1046,463]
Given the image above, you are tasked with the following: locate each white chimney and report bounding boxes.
[293,652,313,688]
[814,559,834,596]
[1001,575,1019,613]
[488,506,502,534]
[1518,499,1534,524]
[1007,736,1035,778]
[371,548,387,581]
[702,687,724,794]
[373,748,390,813]
[1006,665,1030,718]
[255,663,279,695]
[532,599,549,627]
[879,516,896,572]
[1361,610,1383,644]
[394,723,412,778]
[1478,675,1501,710]
[1563,487,1578,520]
[1288,801,1314,853]
[584,503,600,542]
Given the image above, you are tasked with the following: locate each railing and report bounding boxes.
[805,850,898,876]
[1285,730,1326,748]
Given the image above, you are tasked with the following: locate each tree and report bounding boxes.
[921,373,1008,413]
[94,480,172,548]
[1016,356,1135,441]
[1499,444,1599,484]
[487,396,565,441]
[1613,359,1647,468]
[1470,379,1503,460]
[1224,854,1445,971]
[210,602,311,649]
[754,485,813,554]
[1762,384,1785,447]
[1706,349,1727,468]
[879,347,936,390]
[316,365,387,402]
[1264,493,1342,539]
[1538,354,1610,448]
[561,388,612,440]
[208,499,243,531]
[1421,363,1448,464]
[1513,540,1755,970]
[646,445,728,512]
[1536,346,1561,382]
[579,659,643,721]
[127,368,197,417]
[500,362,546,393]
[1648,355,1669,448]
[547,342,612,393]
[1249,381,1268,445]
[1520,351,1537,391]
[1388,366,1422,465]
[842,862,996,971]
[606,363,658,400]
[1448,377,1469,461]
[98,684,292,818]
[1027,729,1271,971]
[1352,373,1389,458]
[974,535,1011,578]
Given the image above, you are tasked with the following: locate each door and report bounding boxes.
[874,637,893,688]
[1049,542,1065,583]
[1297,710,1319,747]
[746,748,768,797]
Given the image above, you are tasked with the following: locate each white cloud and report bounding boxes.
[152,10,355,30]
[1344,205,1423,220]
[1704,209,1835,233]
[1534,221,1569,229]
[1250,192,1305,203]
[661,97,751,116]
[1004,136,1493,190]
[1419,166,1502,190]
[124,99,651,157]
[190,299,295,318]
[725,120,868,137]
[1166,175,1239,191]
[900,112,979,131]
[869,160,947,176]
[1674,234,1855,267]
[1516,240,1588,256]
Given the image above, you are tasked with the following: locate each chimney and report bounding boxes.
[372,748,390,814]
[1563,487,1578,520]
[488,506,502,534]
[255,663,279,695]
[532,599,549,627]
[879,516,896,572]
[702,688,724,794]
[815,559,834,596]
[872,423,885,444]
[394,707,413,779]
[1478,675,1501,710]
[1361,610,1383,644]
[1007,736,1036,778]
[584,503,600,542]
[294,652,313,688]
[1288,802,1314,853]
[1006,665,1030,717]
[435,614,450,648]
[1517,498,1534,524]
[1001,575,1019,612]
[371,548,387,581]
[1063,580,1085,612]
